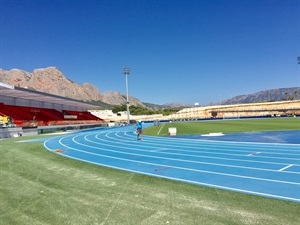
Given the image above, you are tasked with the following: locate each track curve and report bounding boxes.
[43,125,300,202]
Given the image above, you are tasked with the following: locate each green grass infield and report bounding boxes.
[144,117,300,136]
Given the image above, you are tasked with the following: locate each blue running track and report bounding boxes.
[43,125,300,203]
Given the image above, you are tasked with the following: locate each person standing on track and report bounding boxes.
[136,120,143,140]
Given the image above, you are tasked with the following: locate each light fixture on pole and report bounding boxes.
[123,67,130,124]
[194,102,199,120]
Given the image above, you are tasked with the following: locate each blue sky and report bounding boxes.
[0,0,299,105]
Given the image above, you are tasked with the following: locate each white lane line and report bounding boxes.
[247,152,261,156]
[47,139,300,185]
[279,164,293,172]
[43,128,300,203]
[150,148,169,152]
[157,123,165,135]
[42,147,300,203]
[59,132,300,174]
[87,133,300,169]
[52,135,300,185]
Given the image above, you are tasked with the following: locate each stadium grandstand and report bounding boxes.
[0,81,104,129]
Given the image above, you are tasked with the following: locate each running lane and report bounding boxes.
[43,126,300,202]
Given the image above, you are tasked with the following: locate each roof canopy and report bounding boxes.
[0,82,98,110]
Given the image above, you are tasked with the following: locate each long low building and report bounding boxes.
[171,100,300,120]
[90,100,300,123]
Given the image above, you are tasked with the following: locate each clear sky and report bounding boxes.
[0,0,299,105]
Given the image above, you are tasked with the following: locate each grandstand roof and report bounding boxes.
[0,82,98,110]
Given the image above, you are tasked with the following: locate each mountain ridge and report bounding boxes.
[0,67,298,108]
[0,67,146,107]
[219,87,300,105]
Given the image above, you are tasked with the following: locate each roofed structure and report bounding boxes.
[0,82,98,111]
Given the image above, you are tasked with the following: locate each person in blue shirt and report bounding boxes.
[136,120,142,140]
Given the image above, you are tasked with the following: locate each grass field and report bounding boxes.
[143,117,300,136]
[0,118,299,225]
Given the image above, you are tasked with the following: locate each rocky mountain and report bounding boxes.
[0,67,146,107]
[162,102,192,108]
[219,87,300,105]
[1,67,298,108]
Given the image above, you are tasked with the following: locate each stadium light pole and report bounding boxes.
[194,102,199,119]
[123,67,130,124]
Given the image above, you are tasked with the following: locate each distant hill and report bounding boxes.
[219,87,300,105]
[0,67,298,109]
[162,102,192,108]
[143,102,190,109]
[0,67,146,107]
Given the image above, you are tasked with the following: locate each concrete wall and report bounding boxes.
[0,123,110,139]
[0,127,23,138]
[0,126,40,139]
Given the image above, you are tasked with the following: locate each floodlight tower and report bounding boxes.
[194,102,199,119]
[123,67,130,124]
[298,57,300,64]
